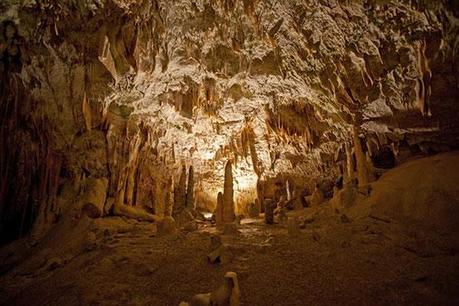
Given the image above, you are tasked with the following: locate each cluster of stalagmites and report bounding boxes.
[220,124,382,229]
[77,152,198,235]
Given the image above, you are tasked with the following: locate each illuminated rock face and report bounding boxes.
[0,0,458,242]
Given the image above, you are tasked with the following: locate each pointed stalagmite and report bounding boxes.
[223,160,235,223]
[186,166,195,209]
[174,164,187,212]
[216,192,224,228]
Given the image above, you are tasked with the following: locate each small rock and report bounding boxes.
[287,217,300,237]
[84,231,97,251]
[341,214,351,223]
[46,257,63,271]
[183,220,198,232]
[223,223,238,235]
[311,231,321,242]
[158,216,176,235]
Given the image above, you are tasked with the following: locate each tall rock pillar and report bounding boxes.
[222,160,235,223]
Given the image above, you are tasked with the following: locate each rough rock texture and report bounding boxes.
[0,0,458,242]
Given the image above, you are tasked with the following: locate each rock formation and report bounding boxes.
[222,160,235,223]
[79,177,109,218]
[264,199,275,224]
[215,192,224,228]
[186,166,195,209]
[174,164,188,213]
[164,177,175,217]
[0,0,458,304]
[353,126,373,188]
[182,272,240,306]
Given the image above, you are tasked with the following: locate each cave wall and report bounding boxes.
[0,0,458,243]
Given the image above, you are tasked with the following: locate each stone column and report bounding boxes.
[216,191,224,228]
[222,160,235,223]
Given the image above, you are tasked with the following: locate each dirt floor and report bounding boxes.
[1,153,459,306]
[0,206,458,306]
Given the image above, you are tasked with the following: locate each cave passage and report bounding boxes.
[1,1,459,305]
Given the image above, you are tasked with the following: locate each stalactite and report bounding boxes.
[98,35,119,82]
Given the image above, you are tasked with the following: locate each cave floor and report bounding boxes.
[0,205,458,306]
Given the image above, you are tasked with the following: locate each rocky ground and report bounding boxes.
[1,205,458,306]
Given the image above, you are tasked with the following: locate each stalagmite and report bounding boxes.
[164,177,174,217]
[248,202,259,218]
[222,160,235,223]
[174,164,187,213]
[207,235,233,265]
[125,133,143,207]
[344,141,355,186]
[186,166,195,209]
[182,272,240,306]
[310,184,324,206]
[286,179,291,201]
[215,192,224,228]
[264,199,275,224]
[80,177,108,218]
